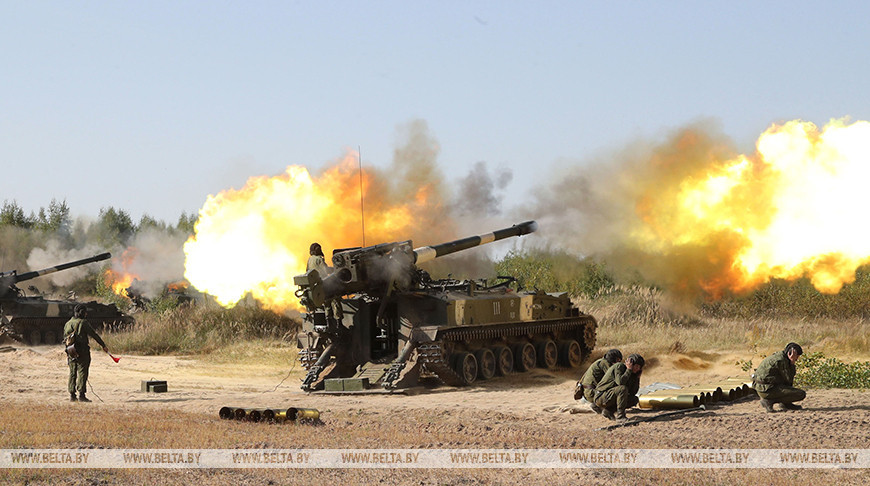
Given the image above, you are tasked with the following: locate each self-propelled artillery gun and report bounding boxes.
[0,253,134,345]
[294,221,597,392]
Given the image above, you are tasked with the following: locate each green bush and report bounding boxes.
[795,352,870,389]
[701,266,870,320]
[494,249,615,297]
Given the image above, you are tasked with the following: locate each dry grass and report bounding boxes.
[103,303,300,356]
[198,339,299,368]
[578,286,870,359]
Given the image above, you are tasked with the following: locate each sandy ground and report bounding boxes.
[1,345,780,416]
[1,345,869,484]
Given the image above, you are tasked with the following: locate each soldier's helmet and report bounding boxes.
[310,243,323,256]
[74,304,88,318]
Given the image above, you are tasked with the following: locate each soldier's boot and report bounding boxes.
[69,393,77,402]
[590,404,602,414]
[759,398,775,413]
[614,409,627,421]
[78,393,91,403]
[781,402,802,411]
[601,408,616,420]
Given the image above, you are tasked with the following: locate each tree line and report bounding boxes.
[0,198,197,271]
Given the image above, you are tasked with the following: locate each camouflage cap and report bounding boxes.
[785,342,803,356]
[604,349,623,364]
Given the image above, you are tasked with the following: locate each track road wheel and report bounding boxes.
[43,331,57,345]
[536,339,558,369]
[29,330,41,346]
[451,352,478,385]
[558,339,583,368]
[513,342,536,372]
[474,348,496,380]
[492,346,513,376]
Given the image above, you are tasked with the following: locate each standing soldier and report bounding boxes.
[307,243,329,275]
[306,242,341,321]
[594,353,645,421]
[576,349,623,412]
[754,342,806,412]
[63,304,109,402]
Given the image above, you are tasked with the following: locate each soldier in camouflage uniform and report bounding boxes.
[307,243,329,276]
[754,342,805,412]
[307,242,342,321]
[594,353,645,421]
[63,304,109,402]
[576,349,623,413]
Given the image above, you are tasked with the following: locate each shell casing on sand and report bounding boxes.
[288,407,320,420]
[710,384,745,400]
[221,407,268,422]
[718,378,754,390]
[219,407,235,420]
[702,385,736,401]
[680,386,723,402]
[246,409,265,422]
[638,394,700,410]
[637,377,756,409]
[262,409,283,422]
[641,389,710,403]
[218,406,321,423]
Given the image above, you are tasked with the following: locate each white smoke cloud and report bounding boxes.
[114,227,188,298]
[26,240,106,287]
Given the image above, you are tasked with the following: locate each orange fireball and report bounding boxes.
[183,151,451,311]
[631,118,870,297]
[103,269,137,296]
[103,248,141,296]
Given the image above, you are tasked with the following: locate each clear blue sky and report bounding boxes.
[3,1,868,223]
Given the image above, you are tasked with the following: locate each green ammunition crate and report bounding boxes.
[141,380,167,392]
[342,378,370,391]
[324,378,344,391]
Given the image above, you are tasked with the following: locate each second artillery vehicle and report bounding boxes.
[0,253,135,345]
[294,221,597,392]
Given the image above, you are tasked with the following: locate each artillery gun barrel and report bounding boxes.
[12,252,111,283]
[413,221,538,264]
[294,221,538,311]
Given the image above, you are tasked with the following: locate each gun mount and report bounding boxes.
[293,221,597,392]
[0,252,134,345]
[295,221,538,310]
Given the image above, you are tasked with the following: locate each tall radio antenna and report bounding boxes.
[358,146,366,247]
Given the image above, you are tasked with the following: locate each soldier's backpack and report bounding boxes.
[64,333,79,360]
[573,381,584,400]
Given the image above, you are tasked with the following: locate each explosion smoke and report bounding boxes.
[183,120,468,311]
[26,241,106,287]
[529,118,870,299]
[453,161,513,218]
[106,228,189,298]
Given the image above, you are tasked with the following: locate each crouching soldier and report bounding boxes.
[576,349,623,413]
[594,353,645,421]
[754,342,806,413]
